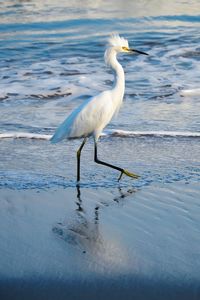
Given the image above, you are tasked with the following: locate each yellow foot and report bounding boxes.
[118,169,140,181]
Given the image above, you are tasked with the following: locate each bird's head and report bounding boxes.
[105,34,148,65]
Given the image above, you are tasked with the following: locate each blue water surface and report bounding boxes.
[0,0,200,189]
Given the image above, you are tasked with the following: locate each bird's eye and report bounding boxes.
[122,46,129,52]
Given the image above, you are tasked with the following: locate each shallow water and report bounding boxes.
[1,0,200,188]
[0,2,200,299]
[1,183,200,300]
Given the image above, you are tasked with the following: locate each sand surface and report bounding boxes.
[0,182,200,300]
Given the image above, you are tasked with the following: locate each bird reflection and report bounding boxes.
[52,184,101,253]
[52,184,137,255]
[76,184,83,212]
[113,186,136,203]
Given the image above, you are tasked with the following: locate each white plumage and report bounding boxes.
[50,34,148,181]
[51,35,128,143]
[108,34,129,48]
[50,90,114,143]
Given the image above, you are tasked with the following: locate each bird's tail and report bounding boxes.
[50,123,71,143]
[50,131,64,144]
[50,108,79,143]
[50,96,92,144]
[50,119,71,143]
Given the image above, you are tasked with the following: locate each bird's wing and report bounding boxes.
[50,97,93,143]
[50,91,113,143]
[68,90,114,138]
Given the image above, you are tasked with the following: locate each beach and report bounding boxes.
[0,182,200,300]
[1,0,200,299]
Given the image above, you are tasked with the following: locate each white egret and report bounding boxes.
[50,34,148,182]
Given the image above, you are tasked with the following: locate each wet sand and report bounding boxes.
[0,182,200,300]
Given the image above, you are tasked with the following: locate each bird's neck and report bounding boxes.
[112,59,125,100]
[106,48,125,100]
[112,56,125,102]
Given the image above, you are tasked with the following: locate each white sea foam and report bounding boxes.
[104,129,200,138]
[180,88,200,97]
[1,130,200,140]
[0,56,100,101]
[0,132,51,140]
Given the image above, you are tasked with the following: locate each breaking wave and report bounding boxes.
[0,129,200,140]
[180,88,200,97]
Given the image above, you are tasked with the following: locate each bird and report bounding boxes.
[50,34,148,182]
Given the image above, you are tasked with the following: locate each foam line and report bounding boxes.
[180,88,200,96]
[0,132,51,140]
[0,130,200,140]
[103,129,200,138]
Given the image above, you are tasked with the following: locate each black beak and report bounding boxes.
[130,49,148,55]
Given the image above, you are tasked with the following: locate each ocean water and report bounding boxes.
[0,0,200,188]
[1,2,200,299]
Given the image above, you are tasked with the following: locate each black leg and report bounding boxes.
[94,141,139,180]
[77,137,87,182]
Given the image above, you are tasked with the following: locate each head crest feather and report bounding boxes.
[108,34,129,48]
